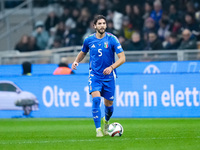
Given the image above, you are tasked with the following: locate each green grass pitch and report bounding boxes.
[0,118,200,150]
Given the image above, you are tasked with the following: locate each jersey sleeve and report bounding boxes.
[81,38,89,53]
[111,35,124,54]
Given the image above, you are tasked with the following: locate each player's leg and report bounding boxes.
[91,91,103,137]
[104,98,114,122]
[101,79,115,135]
[89,75,104,137]
[91,91,101,129]
[102,99,114,136]
[102,79,115,122]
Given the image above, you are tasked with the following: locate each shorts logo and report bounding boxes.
[104,42,108,48]
[109,96,114,99]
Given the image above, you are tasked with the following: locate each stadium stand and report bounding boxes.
[0,0,200,64]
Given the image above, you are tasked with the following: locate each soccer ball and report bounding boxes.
[108,122,124,137]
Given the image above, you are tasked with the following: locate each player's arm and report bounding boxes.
[72,51,87,70]
[103,51,126,75]
[112,51,126,69]
[72,37,89,70]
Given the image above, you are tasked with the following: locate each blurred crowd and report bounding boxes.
[14,0,200,52]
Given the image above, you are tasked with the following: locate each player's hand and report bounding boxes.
[103,66,113,75]
[72,61,79,70]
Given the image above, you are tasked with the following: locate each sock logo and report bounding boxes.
[92,110,98,113]
[93,116,98,119]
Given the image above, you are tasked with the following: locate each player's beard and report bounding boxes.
[97,28,106,35]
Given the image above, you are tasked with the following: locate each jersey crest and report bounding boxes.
[104,42,108,48]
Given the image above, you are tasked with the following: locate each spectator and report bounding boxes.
[186,1,196,14]
[146,31,163,50]
[82,20,95,41]
[15,35,39,52]
[64,8,80,46]
[150,0,163,28]
[50,36,63,49]
[143,17,157,41]
[157,19,171,41]
[47,27,57,49]
[195,10,200,23]
[32,21,49,50]
[22,61,32,76]
[124,4,132,20]
[184,13,200,35]
[106,9,114,21]
[29,36,40,51]
[111,0,122,13]
[62,0,76,8]
[161,11,170,21]
[60,6,71,22]
[123,32,144,51]
[45,7,60,33]
[88,0,99,15]
[168,4,184,23]
[76,0,86,9]
[53,58,74,75]
[106,20,117,35]
[143,1,153,20]
[77,7,91,38]
[112,11,123,31]
[55,21,66,41]
[15,35,30,52]
[98,0,108,16]
[164,33,181,50]
[171,19,183,35]
[65,9,78,31]
[131,4,144,31]
[178,29,197,50]
[169,4,177,22]
[120,16,134,40]
[118,35,126,46]
[14,0,200,53]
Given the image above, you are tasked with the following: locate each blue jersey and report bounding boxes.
[82,32,123,79]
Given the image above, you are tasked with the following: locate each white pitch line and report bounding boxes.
[0,136,200,145]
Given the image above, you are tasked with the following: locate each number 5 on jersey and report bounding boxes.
[98,49,102,57]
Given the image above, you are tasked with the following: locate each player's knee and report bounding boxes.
[92,97,101,108]
[104,99,113,107]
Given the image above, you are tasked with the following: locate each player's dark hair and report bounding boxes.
[93,15,107,25]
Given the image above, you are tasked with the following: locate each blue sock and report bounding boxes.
[92,97,101,128]
[105,105,113,122]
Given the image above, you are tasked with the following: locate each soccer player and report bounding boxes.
[72,15,126,137]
